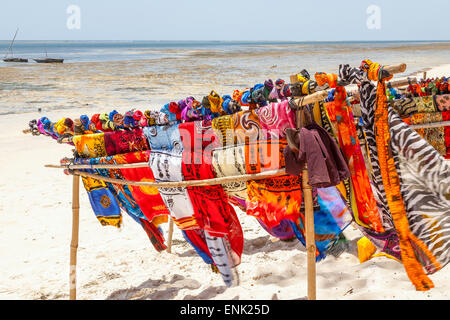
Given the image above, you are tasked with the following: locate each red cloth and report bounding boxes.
[442,111,450,159]
[140,218,167,252]
[180,120,244,264]
[115,151,169,223]
[104,128,149,156]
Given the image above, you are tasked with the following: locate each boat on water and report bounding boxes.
[33,58,64,63]
[3,28,28,63]
[33,48,64,63]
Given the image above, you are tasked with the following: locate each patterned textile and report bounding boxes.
[257,219,296,240]
[289,186,353,261]
[113,151,170,223]
[232,110,263,144]
[82,155,167,252]
[73,159,122,228]
[414,96,436,113]
[247,174,302,228]
[73,133,107,158]
[180,121,244,265]
[435,94,450,111]
[211,144,247,202]
[182,229,213,265]
[410,112,446,155]
[326,85,384,232]
[390,97,417,117]
[365,60,435,291]
[338,64,401,259]
[211,115,234,147]
[143,123,183,152]
[104,128,149,156]
[388,109,450,276]
[149,150,199,230]
[257,100,296,139]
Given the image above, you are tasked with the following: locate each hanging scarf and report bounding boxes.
[143,123,183,153]
[232,110,263,144]
[257,100,296,139]
[113,151,170,223]
[363,59,436,291]
[315,72,384,233]
[435,94,450,111]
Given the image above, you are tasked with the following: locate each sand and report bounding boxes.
[0,64,449,300]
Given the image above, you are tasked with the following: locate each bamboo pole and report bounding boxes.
[69,156,80,300]
[290,74,317,300]
[67,168,286,187]
[167,217,174,254]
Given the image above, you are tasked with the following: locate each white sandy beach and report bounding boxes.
[0,64,449,300]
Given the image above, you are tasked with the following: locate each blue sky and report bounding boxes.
[0,0,449,41]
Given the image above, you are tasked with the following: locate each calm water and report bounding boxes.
[0,41,449,115]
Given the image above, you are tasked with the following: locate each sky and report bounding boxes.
[0,0,449,41]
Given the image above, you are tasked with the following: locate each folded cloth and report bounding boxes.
[257,100,296,139]
[104,128,149,156]
[435,94,450,111]
[284,124,350,188]
[414,96,436,113]
[390,97,418,117]
[143,123,183,152]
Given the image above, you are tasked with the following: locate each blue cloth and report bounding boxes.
[143,123,183,152]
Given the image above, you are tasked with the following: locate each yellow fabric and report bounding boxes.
[357,236,377,263]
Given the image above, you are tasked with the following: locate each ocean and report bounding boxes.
[0,40,449,115]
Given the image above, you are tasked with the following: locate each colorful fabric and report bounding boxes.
[149,150,199,230]
[73,159,122,228]
[211,115,234,147]
[211,144,247,202]
[326,84,384,232]
[289,186,353,261]
[388,110,450,275]
[232,110,263,144]
[104,128,149,156]
[435,94,450,111]
[247,174,302,228]
[390,97,417,117]
[114,151,170,223]
[73,133,107,158]
[411,112,446,155]
[143,123,183,152]
[414,96,436,113]
[257,100,296,139]
[364,60,435,291]
[338,64,401,259]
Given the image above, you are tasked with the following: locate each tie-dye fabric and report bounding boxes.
[289,186,353,261]
[257,100,296,139]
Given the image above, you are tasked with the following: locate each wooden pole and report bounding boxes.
[290,74,317,300]
[64,168,286,188]
[167,217,174,254]
[70,171,80,300]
